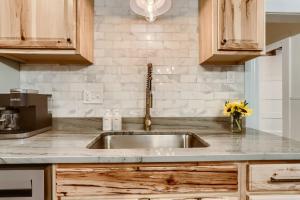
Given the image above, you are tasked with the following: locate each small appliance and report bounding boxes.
[0,89,52,139]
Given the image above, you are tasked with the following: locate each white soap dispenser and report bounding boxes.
[103,109,112,131]
[112,109,122,131]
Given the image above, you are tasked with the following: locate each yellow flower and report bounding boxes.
[223,100,253,117]
[224,101,233,116]
[243,107,253,116]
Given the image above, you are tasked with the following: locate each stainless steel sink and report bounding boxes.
[87,131,209,149]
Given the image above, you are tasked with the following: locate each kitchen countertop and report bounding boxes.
[0,129,300,164]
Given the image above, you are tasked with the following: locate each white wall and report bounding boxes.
[0,58,20,93]
[246,34,300,139]
[290,34,300,99]
[257,50,283,136]
[266,0,300,13]
[290,34,300,140]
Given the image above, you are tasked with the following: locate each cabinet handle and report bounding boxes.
[138,198,151,200]
[270,176,300,183]
[221,39,227,45]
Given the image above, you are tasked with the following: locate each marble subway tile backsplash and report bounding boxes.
[20,0,244,118]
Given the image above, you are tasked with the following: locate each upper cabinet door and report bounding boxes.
[0,0,76,49]
[217,0,264,51]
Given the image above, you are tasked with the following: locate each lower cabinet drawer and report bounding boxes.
[0,169,44,200]
[56,164,238,198]
[248,195,300,200]
[248,164,300,191]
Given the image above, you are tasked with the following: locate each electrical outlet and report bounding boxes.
[83,89,103,104]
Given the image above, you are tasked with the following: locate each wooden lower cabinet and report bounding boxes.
[247,163,300,200]
[249,164,300,191]
[54,162,300,200]
[55,163,239,200]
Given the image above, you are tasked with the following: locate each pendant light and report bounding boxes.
[130,0,172,23]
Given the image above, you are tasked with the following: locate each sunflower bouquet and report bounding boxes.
[224,100,252,133]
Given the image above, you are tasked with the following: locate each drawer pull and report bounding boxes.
[0,189,32,197]
[0,179,32,197]
[138,198,151,200]
[270,176,300,183]
[221,39,227,45]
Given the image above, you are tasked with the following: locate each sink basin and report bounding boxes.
[87,131,209,149]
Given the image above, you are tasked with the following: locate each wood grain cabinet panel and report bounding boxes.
[249,164,300,191]
[199,0,265,65]
[0,0,76,49]
[218,0,263,51]
[0,0,94,65]
[55,164,238,199]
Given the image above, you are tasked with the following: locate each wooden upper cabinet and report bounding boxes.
[0,0,94,65]
[0,0,76,49]
[199,0,265,65]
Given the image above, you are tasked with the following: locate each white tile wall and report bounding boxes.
[20,0,244,118]
[257,49,283,135]
[291,34,300,99]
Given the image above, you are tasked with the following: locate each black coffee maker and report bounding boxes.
[0,89,52,139]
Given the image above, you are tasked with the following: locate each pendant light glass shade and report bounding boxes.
[130,0,172,22]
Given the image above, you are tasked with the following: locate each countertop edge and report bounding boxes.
[2,153,300,164]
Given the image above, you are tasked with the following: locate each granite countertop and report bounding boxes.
[1,129,300,164]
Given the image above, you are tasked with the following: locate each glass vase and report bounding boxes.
[231,115,243,133]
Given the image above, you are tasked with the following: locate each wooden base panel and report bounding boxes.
[56,163,238,199]
[1,53,92,65]
[200,53,262,66]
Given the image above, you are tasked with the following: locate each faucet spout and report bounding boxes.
[144,63,153,131]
